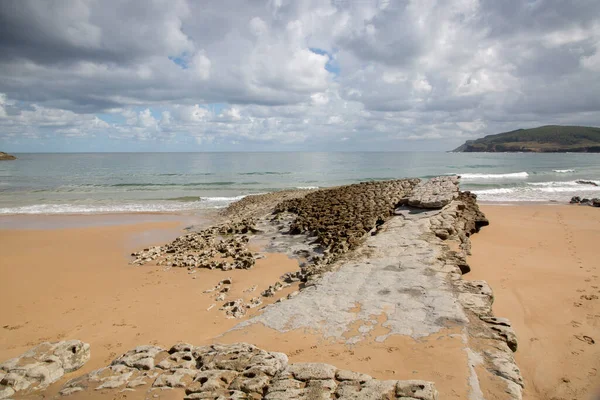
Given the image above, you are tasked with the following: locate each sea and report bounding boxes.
[1,152,599,215]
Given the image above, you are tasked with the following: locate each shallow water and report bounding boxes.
[1,152,599,214]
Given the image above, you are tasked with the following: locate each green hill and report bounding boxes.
[453,125,600,153]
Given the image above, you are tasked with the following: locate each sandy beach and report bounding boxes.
[470,205,600,400]
[1,202,599,399]
[0,215,301,372]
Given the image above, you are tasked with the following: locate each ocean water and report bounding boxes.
[1,152,599,214]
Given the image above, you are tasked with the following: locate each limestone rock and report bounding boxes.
[287,363,337,380]
[481,316,518,352]
[485,349,524,389]
[455,280,494,316]
[0,340,90,399]
[59,342,438,400]
[406,176,459,209]
[396,380,438,399]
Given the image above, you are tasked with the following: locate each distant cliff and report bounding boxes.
[453,125,600,153]
[0,152,16,160]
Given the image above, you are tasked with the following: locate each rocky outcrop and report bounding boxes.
[234,178,522,399]
[405,176,459,209]
[570,196,600,207]
[275,179,419,254]
[124,176,522,398]
[0,340,90,399]
[0,152,16,161]
[60,342,438,399]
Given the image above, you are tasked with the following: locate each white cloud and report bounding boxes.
[0,0,599,150]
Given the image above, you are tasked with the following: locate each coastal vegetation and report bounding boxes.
[453,125,600,152]
[0,152,16,160]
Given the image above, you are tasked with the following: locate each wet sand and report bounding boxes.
[469,205,600,400]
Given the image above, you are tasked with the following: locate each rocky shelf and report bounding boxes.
[58,342,439,399]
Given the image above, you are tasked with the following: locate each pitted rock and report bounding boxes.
[0,340,90,399]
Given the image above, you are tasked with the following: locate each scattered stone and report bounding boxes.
[220,299,247,319]
[244,285,258,293]
[570,195,600,207]
[261,281,285,297]
[131,221,257,271]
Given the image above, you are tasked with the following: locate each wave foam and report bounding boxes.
[553,169,575,173]
[474,182,600,202]
[459,172,529,180]
[0,195,248,215]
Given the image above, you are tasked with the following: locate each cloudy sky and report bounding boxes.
[1,0,599,152]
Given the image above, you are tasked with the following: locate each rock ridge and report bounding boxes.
[58,342,439,399]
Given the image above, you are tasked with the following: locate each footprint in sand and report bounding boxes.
[581,294,599,301]
[571,321,582,328]
[574,335,595,345]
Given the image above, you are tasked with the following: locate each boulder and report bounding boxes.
[0,340,90,399]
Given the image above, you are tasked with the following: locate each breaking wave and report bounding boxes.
[458,172,529,180]
[0,195,248,215]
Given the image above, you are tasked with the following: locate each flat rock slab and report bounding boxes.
[406,176,459,209]
[236,215,468,342]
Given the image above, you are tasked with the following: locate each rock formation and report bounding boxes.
[232,176,522,399]
[59,342,438,399]
[131,219,257,270]
[570,196,600,207]
[0,340,90,399]
[405,176,459,208]
[0,152,16,161]
[123,176,521,398]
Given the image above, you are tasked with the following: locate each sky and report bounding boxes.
[0,0,599,152]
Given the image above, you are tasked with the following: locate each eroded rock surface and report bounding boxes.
[232,178,522,399]
[406,176,459,209]
[131,220,257,271]
[60,343,438,400]
[0,340,90,399]
[124,176,523,399]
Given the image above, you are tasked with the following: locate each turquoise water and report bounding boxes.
[1,152,599,214]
